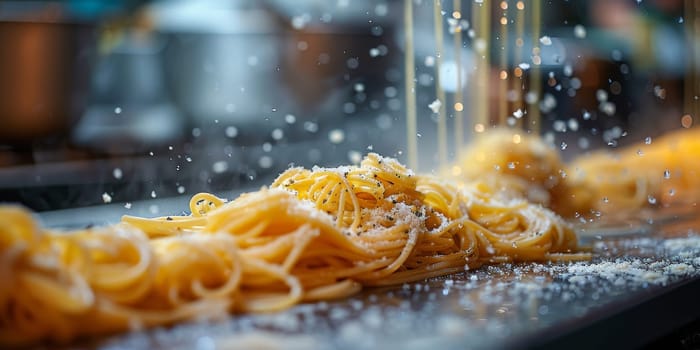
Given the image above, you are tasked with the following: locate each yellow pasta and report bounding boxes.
[568,127,700,214]
[449,128,580,216]
[0,153,584,346]
[451,127,700,217]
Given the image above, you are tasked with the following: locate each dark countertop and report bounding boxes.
[39,200,700,350]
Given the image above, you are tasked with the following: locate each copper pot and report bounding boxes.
[0,20,92,143]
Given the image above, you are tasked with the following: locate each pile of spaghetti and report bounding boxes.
[0,153,584,346]
[451,127,700,217]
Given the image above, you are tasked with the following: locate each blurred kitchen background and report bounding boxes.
[0,0,694,211]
